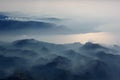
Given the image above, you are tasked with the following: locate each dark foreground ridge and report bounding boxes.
[0,39,120,80]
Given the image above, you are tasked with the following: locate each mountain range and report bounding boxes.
[0,39,120,80]
[0,13,69,35]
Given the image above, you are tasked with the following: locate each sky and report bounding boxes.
[0,0,120,45]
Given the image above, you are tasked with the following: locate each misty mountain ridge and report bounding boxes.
[0,13,70,35]
[0,12,62,22]
[0,39,120,80]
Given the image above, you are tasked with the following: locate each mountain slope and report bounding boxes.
[0,39,120,80]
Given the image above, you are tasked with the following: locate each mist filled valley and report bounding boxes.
[0,39,120,80]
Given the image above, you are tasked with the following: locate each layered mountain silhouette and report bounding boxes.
[0,13,69,35]
[0,39,120,80]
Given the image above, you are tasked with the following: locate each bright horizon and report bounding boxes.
[0,0,120,45]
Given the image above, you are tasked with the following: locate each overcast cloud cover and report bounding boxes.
[0,0,120,44]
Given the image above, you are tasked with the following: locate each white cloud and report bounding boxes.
[0,0,120,18]
[98,23,120,33]
[0,0,120,45]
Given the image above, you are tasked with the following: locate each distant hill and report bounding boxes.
[0,13,70,36]
[0,39,120,80]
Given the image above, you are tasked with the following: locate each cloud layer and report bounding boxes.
[0,0,120,44]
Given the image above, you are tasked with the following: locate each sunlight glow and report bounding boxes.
[18,32,115,45]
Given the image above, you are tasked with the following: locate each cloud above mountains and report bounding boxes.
[0,0,120,44]
[0,13,70,35]
[0,13,98,36]
[0,13,119,45]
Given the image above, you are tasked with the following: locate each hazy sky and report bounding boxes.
[0,0,120,45]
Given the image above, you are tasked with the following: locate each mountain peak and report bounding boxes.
[82,42,104,50]
[13,39,40,46]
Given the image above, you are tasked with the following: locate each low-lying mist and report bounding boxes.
[0,39,120,80]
